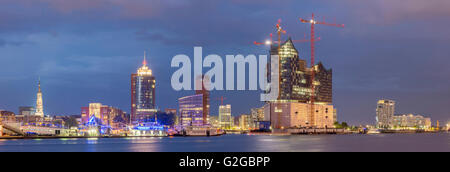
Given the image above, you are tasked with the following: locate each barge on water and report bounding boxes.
[174,126,224,137]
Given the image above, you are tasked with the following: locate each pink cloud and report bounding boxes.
[339,0,450,25]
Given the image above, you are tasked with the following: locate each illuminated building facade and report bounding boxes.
[81,103,127,128]
[251,107,265,128]
[391,114,431,129]
[264,102,335,129]
[0,110,15,122]
[219,104,232,129]
[131,52,156,123]
[239,114,251,130]
[376,99,395,128]
[35,79,44,117]
[179,94,205,128]
[265,38,334,129]
[209,116,220,128]
[269,38,332,103]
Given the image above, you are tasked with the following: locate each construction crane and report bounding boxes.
[215,96,226,106]
[253,19,286,47]
[299,13,344,128]
[254,33,321,46]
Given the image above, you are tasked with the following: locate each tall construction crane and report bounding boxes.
[254,33,273,45]
[216,96,227,106]
[299,13,344,128]
[253,19,286,47]
[254,33,320,45]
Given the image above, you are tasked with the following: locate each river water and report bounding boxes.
[0,133,448,152]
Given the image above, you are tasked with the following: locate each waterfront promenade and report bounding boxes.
[0,133,448,152]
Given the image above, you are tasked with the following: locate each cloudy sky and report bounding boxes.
[0,0,449,125]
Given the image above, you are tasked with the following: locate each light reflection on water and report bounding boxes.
[0,133,447,152]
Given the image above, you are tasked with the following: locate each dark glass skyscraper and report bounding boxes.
[195,75,210,125]
[131,53,156,123]
[269,38,332,103]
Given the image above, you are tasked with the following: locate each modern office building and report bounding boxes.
[219,104,232,129]
[81,103,127,128]
[376,99,395,128]
[264,102,335,129]
[239,114,251,130]
[179,94,205,128]
[35,79,44,117]
[250,107,265,128]
[391,114,431,129]
[131,52,156,123]
[269,38,332,103]
[209,115,220,128]
[177,75,210,129]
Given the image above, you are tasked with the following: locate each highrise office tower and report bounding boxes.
[35,79,44,117]
[376,99,395,128]
[219,104,232,129]
[131,52,156,123]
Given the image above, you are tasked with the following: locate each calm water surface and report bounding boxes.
[0,133,448,152]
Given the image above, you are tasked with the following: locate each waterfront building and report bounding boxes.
[391,114,431,129]
[239,114,251,130]
[376,99,395,128]
[251,107,265,121]
[251,107,265,128]
[263,102,335,129]
[0,110,15,122]
[35,79,44,117]
[219,104,232,129]
[81,103,127,128]
[179,94,205,128]
[19,106,35,116]
[269,38,332,103]
[131,52,157,123]
[264,38,335,128]
[209,115,220,128]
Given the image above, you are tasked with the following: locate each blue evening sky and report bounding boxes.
[1,0,449,125]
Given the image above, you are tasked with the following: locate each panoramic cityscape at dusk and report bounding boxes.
[0,0,449,157]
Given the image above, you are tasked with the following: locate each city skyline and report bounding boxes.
[1,1,450,125]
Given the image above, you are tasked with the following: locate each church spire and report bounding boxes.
[35,77,44,117]
[38,77,41,93]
